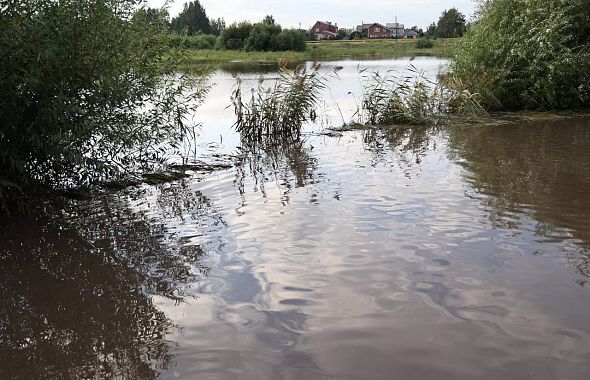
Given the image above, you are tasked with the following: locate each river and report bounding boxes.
[1,57,590,380]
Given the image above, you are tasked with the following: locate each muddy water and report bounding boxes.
[1,59,590,380]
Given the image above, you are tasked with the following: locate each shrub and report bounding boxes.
[0,1,207,194]
[452,0,590,110]
[218,21,253,50]
[244,22,282,51]
[415,38,435,49]
[276,29,306,51]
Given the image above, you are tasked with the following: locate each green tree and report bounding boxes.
[435,8,466,38]
[0,0,205,198]
[263,15,276,25]
[170,1,211,35]
[452,0,590,110]
[244,21,282,51]
[425,22,436,38]
[210,17,225,36]
[218,21,253,50]
[410,26,424,37]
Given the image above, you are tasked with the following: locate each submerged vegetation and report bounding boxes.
[452,0,590,110]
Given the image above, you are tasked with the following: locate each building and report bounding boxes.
[404,29,418,39]
[386,23,405,38]
[355,23,372,32]
[367,23,393,39]
[310,21,338,40]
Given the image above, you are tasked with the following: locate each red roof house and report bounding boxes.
[367,23,393,39]
[310,21,338,40]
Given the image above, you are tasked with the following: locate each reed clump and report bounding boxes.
[354,65,485,126]
[231,62,336,141]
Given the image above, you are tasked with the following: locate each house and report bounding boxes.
[404,29,418,39]
[310,21,338,40]
[386,23,405,38]
[367,23,393,39]
[355,23,372,32]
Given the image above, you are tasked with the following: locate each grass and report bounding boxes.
[176,38,458,68]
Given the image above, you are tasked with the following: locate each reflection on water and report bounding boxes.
[0,182,223,379]
[449,118,590,280]
[2,57,590,378]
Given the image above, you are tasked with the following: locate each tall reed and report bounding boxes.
[353,65,485,126]
[231,62,337,141]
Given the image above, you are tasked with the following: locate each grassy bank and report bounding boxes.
[178,38,458,67]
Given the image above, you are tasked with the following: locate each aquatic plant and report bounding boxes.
[231,62,334,141]
[415,38,435,49]
[354,65,485,126]
[451,0,590,110]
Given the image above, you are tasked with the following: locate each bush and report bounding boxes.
[244,22,282,51]
[166,33,218,49]
[218,21,253,50]
[415,38,434,49]
[276,29,306,51]
[452,0,590,110]
[0,1,206,193]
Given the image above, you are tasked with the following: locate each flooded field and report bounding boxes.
[1,58,590,379]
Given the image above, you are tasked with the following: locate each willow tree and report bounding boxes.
[0,1,205,199]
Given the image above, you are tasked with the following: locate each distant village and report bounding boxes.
[310,20,419,40]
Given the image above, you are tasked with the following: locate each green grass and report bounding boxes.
[176,38,458,68]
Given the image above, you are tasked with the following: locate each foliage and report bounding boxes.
[244,21,283,51]
[231,63,334,141]
[276,29,307,51]
[218,18,305,52]
[166,33,218,49]
[0,0,207,196]
[435,8,467,38]
[410,26,424,37]
[218,21,253,50]
[415,38,435,49]
[210,17,225,36]
[170,0,210,35]
[452,0,590,110]
[355,66,485,126]
[425,22,437,38]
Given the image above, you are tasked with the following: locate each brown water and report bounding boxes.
[1,60,590,380]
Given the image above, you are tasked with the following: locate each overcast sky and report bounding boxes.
[148,0,476,30]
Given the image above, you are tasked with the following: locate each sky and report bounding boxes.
[147,0,477,30]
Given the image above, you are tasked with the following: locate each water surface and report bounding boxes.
[1,58,590,380]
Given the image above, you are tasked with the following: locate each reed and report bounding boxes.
[231,62,337,141]
[353,65,485,126]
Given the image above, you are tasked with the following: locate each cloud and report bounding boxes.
[149,0,476,29]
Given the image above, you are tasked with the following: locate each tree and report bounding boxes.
[263,15,276,25]
[336,29,350,40]
[244,21,282,51]
[210,17,225,36]
[435,8,466,38]
[218,21,253,50]
[170,1,211,35]
[410,26,424,38]
[425,22,436,38]
[0,1,205,196]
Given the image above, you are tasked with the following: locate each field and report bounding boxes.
[178,38,459,67]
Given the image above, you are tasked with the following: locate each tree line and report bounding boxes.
[146,1,306,52]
